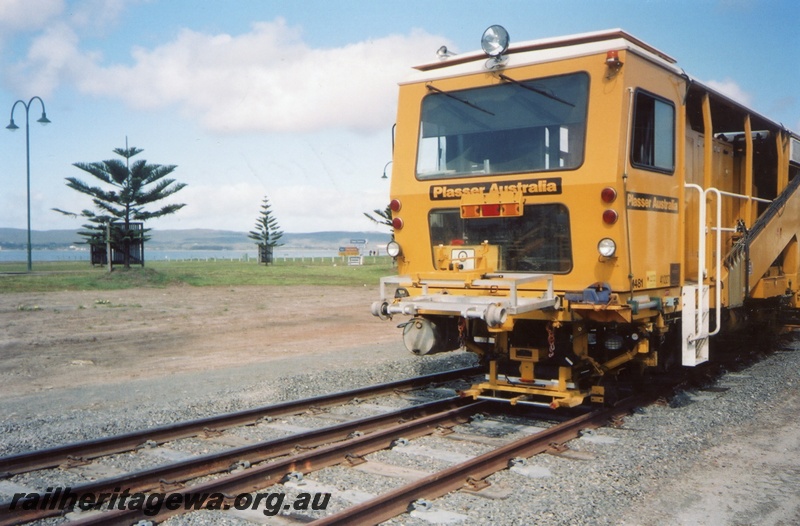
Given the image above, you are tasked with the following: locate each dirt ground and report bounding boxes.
[0,285,398,397]
[2,285,799,525]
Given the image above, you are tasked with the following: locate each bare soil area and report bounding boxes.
[1,285,799,525]
[0,285,398,397]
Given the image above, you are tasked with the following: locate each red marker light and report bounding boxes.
[482,204,501,216]
[605,50,623,68]
[603,209,619,225]
[390,199,402,212]
[601,187,617,203]
[392,217,404,230]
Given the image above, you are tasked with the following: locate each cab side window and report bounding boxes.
[631,90,675,173]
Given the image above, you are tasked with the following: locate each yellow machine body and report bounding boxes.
[372,29,800,408]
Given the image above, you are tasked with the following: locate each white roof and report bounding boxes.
[401,29,680,85]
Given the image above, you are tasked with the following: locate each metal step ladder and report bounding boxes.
[682,184,720,366]
[681,182,776,365]
[681,282,709,366]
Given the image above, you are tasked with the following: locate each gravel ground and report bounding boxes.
[2,303,799,525]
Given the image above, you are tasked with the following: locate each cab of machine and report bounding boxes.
[387,28,686,297]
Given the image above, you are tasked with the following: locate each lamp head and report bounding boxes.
[481,25,509,58]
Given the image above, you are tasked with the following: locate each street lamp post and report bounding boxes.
[382,160,393,179]
[6,96,51,272]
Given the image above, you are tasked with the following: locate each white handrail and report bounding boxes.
[684,183,773,339]
[713,188,772,204]
[704,187,723,337]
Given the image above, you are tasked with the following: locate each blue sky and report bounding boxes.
[0,0,797,233]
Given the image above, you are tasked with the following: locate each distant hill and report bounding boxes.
[0,229,79,249]
[0,228,392,251]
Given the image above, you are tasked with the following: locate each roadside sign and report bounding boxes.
[339,246,361,256]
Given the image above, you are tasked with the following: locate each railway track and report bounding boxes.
[0,364,648,525]
[311,395,644,525]
[0,366,480,477]
[0,367,480,525]
[64,399,643,525]
[1,397,484,525]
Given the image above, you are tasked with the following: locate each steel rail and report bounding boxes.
[0,366,481,477]
[64,400,491,525]
[310,396,646,525]
[0,397,474,526]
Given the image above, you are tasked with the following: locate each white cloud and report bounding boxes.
[0,0,64,32]
[66,0,131,32]
[2,12,447,137]
[270,185,388,232]
[704,78,752,107]
[0,10,438,233]
[158,181,387,233]
[1,0,134,97]
[17,17,446,134]
[7,22,89,97]
[0,0,130,60]
[160,182,264,231]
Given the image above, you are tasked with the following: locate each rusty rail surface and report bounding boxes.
[60,400,492,525]
[4,393,648,525]
[311,396,647,525]
[0,397,476,526]
[0,366,481,477]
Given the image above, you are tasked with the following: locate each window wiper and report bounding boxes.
[498,74,575,107]
[426,84,495,116]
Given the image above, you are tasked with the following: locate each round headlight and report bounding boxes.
[386,241,401,257]
[598,238,616,257]
[481,25,509,57]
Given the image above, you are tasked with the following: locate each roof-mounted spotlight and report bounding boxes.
[436,45,456,60]
[481,25,509,69]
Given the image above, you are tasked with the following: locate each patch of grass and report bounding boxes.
[0,264,180,292]
[0,257,396,292]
